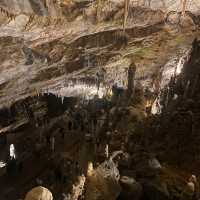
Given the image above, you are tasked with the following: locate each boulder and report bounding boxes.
[118,176,143,200]
[25,186,53,200]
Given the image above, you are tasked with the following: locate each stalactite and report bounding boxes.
[61,96,64,104]
[181,0,187,17]
[96,0,101,23]
[123,0,130,32]
[0,6,16,22]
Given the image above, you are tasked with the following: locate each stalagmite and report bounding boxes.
[165,86,170,108]
[9,144,16,160]
[105,144,109,158]
[127,60,137,97]
[183,80,190,99]
[151,96,162,114]
[175,57,184,75]
[87,161,94,177]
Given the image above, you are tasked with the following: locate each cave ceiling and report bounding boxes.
[0,0,199,108]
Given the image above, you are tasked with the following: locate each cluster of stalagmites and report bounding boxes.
[23,150,200,200]
[121,38,200,200]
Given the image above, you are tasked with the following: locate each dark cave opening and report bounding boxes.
[44,93,77,118]
[0,93,78,136]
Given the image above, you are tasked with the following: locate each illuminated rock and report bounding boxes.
[25,186,53,200]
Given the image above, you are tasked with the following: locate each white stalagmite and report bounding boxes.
[105,144,109,158]
[176,56,185,75]
[9,144,16,159]
[151,95,162,115]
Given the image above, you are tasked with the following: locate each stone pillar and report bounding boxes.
[127,61,136,97]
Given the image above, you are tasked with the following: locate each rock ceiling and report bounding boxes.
[0,0,199,108]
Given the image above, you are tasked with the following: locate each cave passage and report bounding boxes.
[0,1,200,200]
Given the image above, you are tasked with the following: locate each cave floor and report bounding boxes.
[0,123,96,200]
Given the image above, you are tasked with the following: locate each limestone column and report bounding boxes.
[127,61,137,97]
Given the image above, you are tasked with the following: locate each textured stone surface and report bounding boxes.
[25,186,53,200]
